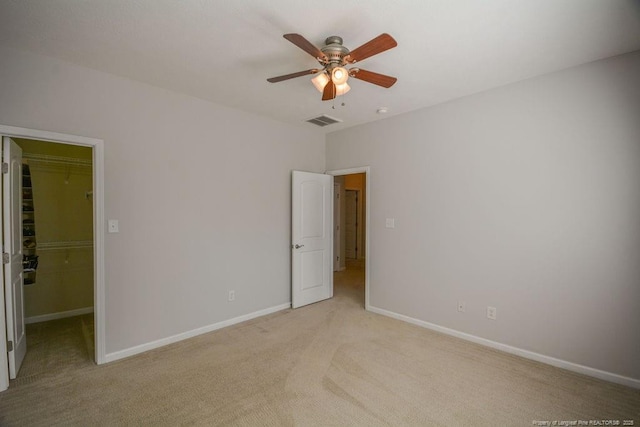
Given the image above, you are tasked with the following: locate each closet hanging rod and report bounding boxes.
[22,153,92,167]
[37,240,94,251]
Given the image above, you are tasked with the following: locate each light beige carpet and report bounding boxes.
[1,263,638,426]
[8,314,95,388]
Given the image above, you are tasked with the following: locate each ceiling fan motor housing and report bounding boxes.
[321,36,350,68]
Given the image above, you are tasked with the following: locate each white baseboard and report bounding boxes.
[368,305,640,390]
[104,302,291,363]
[25,306,94,324]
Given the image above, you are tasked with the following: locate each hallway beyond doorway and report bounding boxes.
[333,259,365,308]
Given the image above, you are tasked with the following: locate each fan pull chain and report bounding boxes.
[341,79,349,107]
[330,82,347,109]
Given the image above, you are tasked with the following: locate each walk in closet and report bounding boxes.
[15,139,94,322]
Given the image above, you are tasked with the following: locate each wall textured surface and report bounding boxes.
[0,46,325,356]
[327,51,640,381]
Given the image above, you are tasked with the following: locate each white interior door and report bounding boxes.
[3,137,26,379]
[291,171,333,309]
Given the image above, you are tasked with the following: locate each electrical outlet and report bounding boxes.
[457,301,466,312]
[228,290,235,302]
[487,306,497,320]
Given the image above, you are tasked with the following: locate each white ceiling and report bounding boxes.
[1,0,640,133]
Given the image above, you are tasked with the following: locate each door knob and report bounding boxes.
[294,244,304,249]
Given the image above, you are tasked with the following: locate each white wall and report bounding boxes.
[327,51,640,382]
[0,47,325,356]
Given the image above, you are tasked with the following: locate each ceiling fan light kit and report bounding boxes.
[267,33,398,101]
[311,73,350,95]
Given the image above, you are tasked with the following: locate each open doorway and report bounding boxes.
[329,169,368,309]
[15,138,95,379]
[0,124,105,392]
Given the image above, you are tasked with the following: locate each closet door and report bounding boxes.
[3,137,26,379]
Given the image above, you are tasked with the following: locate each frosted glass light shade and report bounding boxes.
[311,73,329,92]
[331,67,349,85]
[335,83,350,96]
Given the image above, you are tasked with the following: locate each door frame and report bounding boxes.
[344,189,359,260]
[0,124,106,391]
[326,166,370,310]
[333,182,341,272]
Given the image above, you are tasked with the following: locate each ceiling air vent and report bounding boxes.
[306,115,342,127]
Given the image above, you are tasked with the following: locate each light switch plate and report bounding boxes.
[108,219,119,233]
[385,218,395,228]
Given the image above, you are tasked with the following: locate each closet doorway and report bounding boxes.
[18,139,95,370]
[0,124,105,392]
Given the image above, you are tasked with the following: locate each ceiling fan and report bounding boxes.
[267,33,398,101]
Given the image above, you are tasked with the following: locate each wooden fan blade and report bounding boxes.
[322,80,337,101]
[283,34,327,61]
[344,33,397,63]
[267,69,320,83]
[349,68,397,88]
